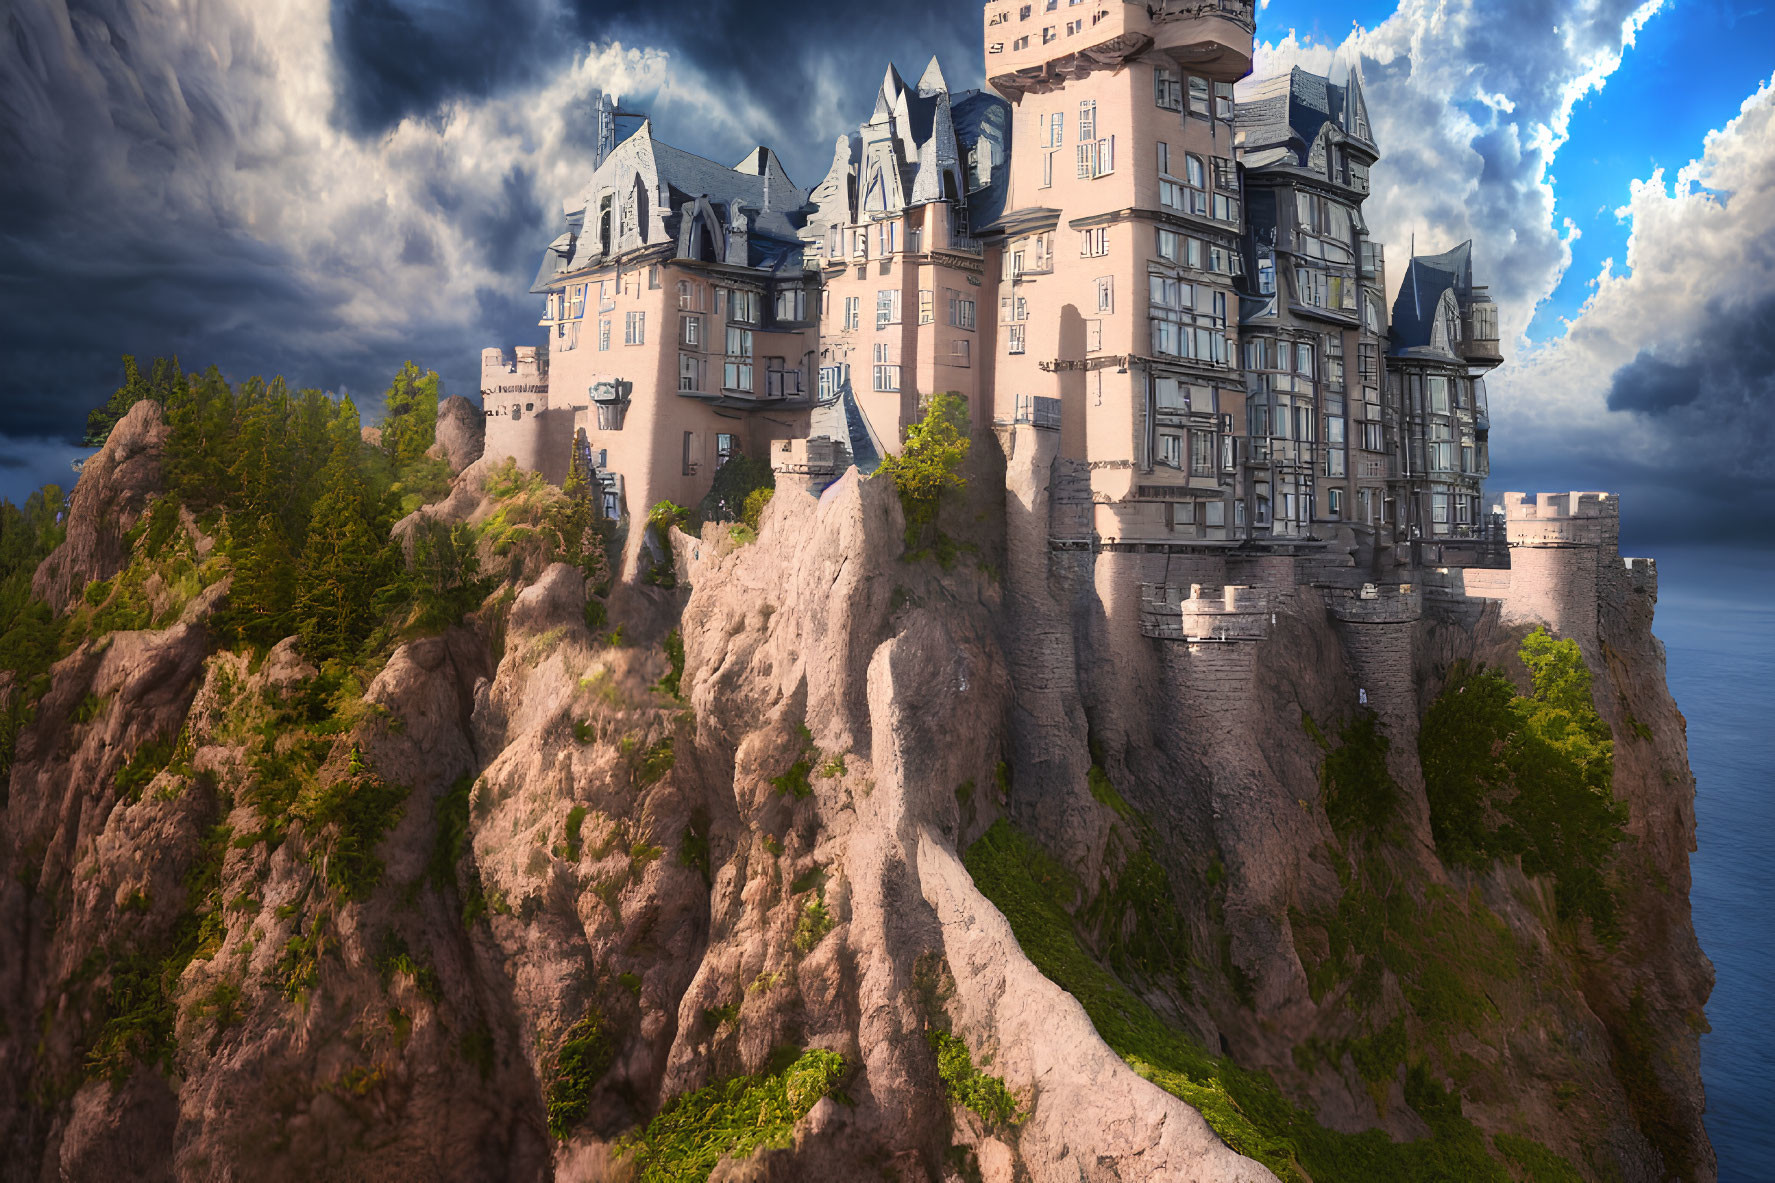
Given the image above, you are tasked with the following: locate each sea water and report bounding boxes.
[1650,545,1775,1181]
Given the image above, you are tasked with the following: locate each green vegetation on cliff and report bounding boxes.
[964,818,1584,1183]
[880,392,970,559]
[1421,628,1627,938]
[612,1047,846,1179]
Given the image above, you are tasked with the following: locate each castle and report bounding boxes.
[482,0,1651,648]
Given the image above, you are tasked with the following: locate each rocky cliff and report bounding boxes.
[0,406,1711,1182]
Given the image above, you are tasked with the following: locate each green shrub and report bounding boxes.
[878,393,970,557]
[793,895,834,953]
[294,761,409,901]
[657,629,685,699]
[929,1030,1022,1126]
[547,1008,615,1139]
[697,453,775,524]
[742,487,774,532]
[564,805,589,861]
[614,1048,845,1179]
[1420,629,1627,938]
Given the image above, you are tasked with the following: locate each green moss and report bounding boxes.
[115,737,177,803]
[1087,764,1134,818]
[546,1008,615,1139]
[1494,1134,1585,1183]
[770,758,813,799]
[964,820,1530,1183]
[373,931,442,1001]
[71,692,107,725]
[563,805,588,862]
[929,1030,1023,1126]
[818,751,847,779]
[1318,712,1400,837]
[84,818,230,1084]
[657,629,685,699]
[793,895,834,953]
[631,736,675,788]
[293,761,409,901]
[613,1048,846,1180]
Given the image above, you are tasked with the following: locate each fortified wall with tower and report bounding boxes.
[479,1,1653,667]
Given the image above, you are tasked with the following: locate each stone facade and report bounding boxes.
[480,7,1643,646]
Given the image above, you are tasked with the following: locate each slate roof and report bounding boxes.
[954,90,1012,230]
[1235,65,1371,166]
[1390,241,1474,353]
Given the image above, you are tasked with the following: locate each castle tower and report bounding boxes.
[1497,491,1620,650]
[982,0,1255,545]
[1322,580,1432,842]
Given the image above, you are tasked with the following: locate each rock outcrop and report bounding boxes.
[430,395,487,473]
[0,417,1712,1182]
[31,399,167,614]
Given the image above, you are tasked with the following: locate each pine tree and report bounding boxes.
[380,361,440,469]
[294,398,381,660]
[83,356,153,447]
[232,514,297,649]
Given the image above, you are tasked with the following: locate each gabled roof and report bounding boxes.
[1390,241,1475,353]
[1235,65,1375,167]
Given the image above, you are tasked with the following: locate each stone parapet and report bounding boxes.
[1321,581,1422,625]
[1140,583,1269,642]
[1503,491,1617,548]
[1623,556,1658,601]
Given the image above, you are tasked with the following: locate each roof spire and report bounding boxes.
[916,56,948,97]
[1410,231,1421,320]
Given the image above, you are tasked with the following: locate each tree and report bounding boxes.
[83,356,153,447]
[549,435,614,593]
[294,398,382,660]
[408,518,485,631]
[380,361,440,469]
[231,514,298,649]
[878,392,971,555]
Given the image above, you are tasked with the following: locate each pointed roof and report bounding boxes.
[916,56,948,98]
[1390,241,1475,353]
[1235,65,1377,165]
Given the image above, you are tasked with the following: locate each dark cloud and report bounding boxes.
[329,0,571,135]
[1607,293,1775,417]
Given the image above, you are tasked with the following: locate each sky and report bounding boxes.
[1,0,1771,546]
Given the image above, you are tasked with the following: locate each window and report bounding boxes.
[947,290,976,329]
[681,315,702,347]
[1019,3,1030,16]
[679,353,701,391]
[1066,19,1082,34]
[1155,66,1182,111]
[843,296,860,331]
[1008,324,1026,353]
[1078,99,1096,140]
[1328,488,1343,516]
[876,289,901,328]
[818,364,848,398]
[1159,432,1183,467]
[1362,421,1384,451]
[774,288,806,322]
[1462,444,1475,473]
[1095,276,1114,313]
[1013,34,1028,49]
[1191,432,1215,476]
[729,289,759,323]
[716,433,736,467]
[919,290,934,324]
[1350,161,1369,193]
[1359,341,1379,385]
[950,339,972,367]
[1188,75,1209,117]
[1157,228,1183,262]
[873,342,900,391]
[1078,135,1114,178]
[683,431,698,476]
[1214,81,1235,120]
[1326,416,1345,445]
[598,319,611,351]
[1081,227,1108,257]
[876,220,898,255]
[1042,151,1054,188]
[1041,111,1065,147]
[624,310,645,345]
[1327,449,1346,477]
[1179,154,1208,214]
[1086,319,1102,352]
[647,265,660,289]
[725,326,753,391]
[678,280,695,309]
[1429,375,1450,414]
[1432,492,1450,524]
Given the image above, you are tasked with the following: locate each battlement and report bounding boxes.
[1502,491,1617,548]
[1322,581,1422,625]
[1141,582,1270,641]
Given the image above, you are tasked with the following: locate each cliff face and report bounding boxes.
[0,410,1710,1182]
